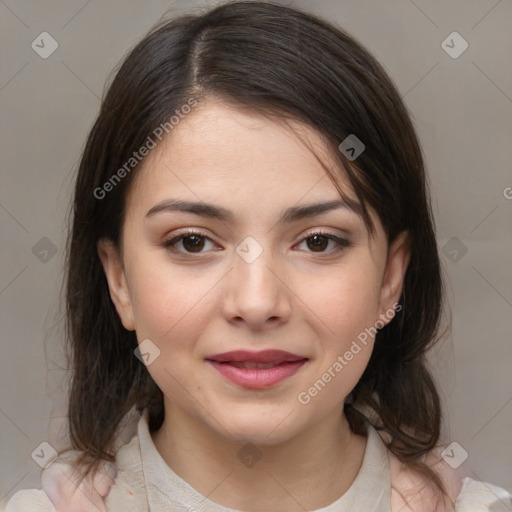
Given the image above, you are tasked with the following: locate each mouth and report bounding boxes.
[205,350,309,389]
[220,361,296,369]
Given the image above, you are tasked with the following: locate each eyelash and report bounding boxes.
[162,229,351,256]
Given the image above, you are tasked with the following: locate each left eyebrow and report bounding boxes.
[145,198,362,223]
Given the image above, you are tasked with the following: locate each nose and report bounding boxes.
[221,242,292,330]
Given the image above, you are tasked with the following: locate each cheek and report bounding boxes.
[127,255,217,342]
[307,258,382,338]
[126,258,214,407]
[125,255,226,399]
[296,257,382,405]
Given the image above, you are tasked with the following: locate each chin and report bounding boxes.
[216,414,303,446]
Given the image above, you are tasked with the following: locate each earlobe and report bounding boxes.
[378,231,411,322]
[97,238,136,331]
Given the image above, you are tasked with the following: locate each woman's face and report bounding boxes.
[99,98,409,445]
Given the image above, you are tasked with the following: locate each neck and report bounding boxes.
[151,402,367,511]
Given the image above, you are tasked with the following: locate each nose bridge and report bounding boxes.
[224,235,290,325]
[234,234,278,298]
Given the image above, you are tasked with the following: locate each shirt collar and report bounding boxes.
[137,409,391,511]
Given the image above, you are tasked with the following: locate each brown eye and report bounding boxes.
[181,235,206,253]
[163,230,216,254]
[306,234,330,252]
[296,231,351,255]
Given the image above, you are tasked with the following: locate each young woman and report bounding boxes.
[5,1,512,511]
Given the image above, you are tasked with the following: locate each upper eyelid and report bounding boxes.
[164,228,350,250]
[165,227,349,240]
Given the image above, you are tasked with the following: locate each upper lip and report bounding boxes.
[206,350,307,364]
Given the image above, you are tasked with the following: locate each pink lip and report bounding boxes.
[207,349,306,364]
[206,350,308,389]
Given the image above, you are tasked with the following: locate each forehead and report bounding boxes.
[126,99,356,216]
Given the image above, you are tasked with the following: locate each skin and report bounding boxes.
[97,97,411,510]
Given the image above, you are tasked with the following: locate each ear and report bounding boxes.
[97,238,135,331]
[378,231,410,323]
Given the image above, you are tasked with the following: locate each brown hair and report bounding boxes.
[65,0,449,504]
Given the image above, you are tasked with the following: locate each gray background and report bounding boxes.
[1,0,511,504]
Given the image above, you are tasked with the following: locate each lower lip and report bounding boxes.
[207,360,308,389]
